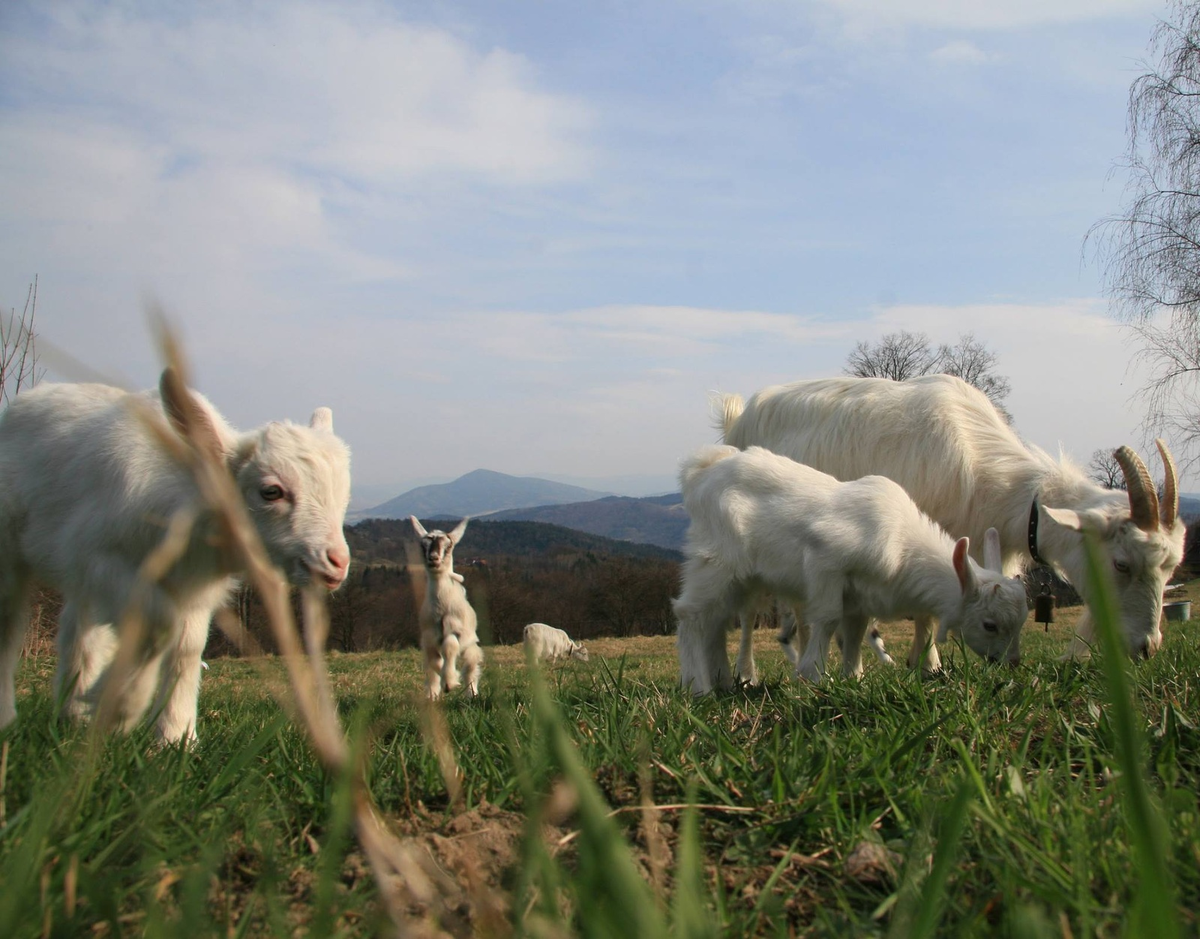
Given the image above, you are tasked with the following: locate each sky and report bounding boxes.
[0,0,1186,505]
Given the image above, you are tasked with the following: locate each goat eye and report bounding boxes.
[983,621,998,633]
[260,484,285,502]
[1113,560,1130,575]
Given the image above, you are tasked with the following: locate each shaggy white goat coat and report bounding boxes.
[720,374,1184,661]
[411,517,482,699]
[675,445,1028,694]
[523,622,589,663]
[0,371,352,742]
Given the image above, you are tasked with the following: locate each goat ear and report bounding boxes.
[309,407,334,432]
[448,517,469,545]
[1042,505,1113,536]
[953,537,979,596]
[409,515,428,538]
[983,527,1003,572]
[159,367,228,465]
[1042,505,1083,532]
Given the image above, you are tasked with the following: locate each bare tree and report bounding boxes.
[1091,2,1200,464]
[933,332,1013,419]
[1,276,42,406]
[845,330,937,381]
[5,278,48,657]
[1088,448,1129,490]
[845,329,1012,417]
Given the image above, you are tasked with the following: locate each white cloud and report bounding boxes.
[2,2,591,187]
[423,305,849,364]
[814,0,1158,32]
[0,1,593,307]
[929,40,995,65]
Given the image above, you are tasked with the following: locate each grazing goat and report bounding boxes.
[523,622,590,663]
[719,374,1184,661]
[675,445,1027,694]
[0,370,351,742]
[410,517,482,699]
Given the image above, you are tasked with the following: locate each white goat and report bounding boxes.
[523,622,590,663]
[0,369,352,742]
[410,517,482,700]
[675,445,1028,694]
[719,374,1184,663]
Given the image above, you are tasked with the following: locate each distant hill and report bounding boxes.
[488,493,688,551]
[1181,494,1200,522]
[358,469,612,520]
[347,517,683,564]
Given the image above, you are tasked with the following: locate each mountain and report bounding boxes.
[487,493,688,551]
[357,468,613,520]
[1181,493,1200,522]
[346,516,683,564]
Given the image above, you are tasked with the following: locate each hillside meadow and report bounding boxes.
[2,584,1199,937]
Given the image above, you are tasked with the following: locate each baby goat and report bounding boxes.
[410,517,482,699]
[675,446,1028,694]
[0,369,351,742]
[523,622,589,663]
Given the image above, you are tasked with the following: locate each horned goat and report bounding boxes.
[718,374,1184,662]
[0,369,352,743]
[675,445,1027,694]
[523,622,590,663]
[410,517,482,699]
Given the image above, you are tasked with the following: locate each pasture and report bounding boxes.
[2,590,1199,937]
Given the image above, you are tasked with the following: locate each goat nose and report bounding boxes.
[327,547,349,572]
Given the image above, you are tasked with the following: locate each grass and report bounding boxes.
[3,586,1200,937]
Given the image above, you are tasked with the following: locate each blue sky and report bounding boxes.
[0,0,1182,504]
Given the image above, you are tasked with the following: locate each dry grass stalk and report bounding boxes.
[92,504,197,736]
[638,758,671,907]
[420,698,465,814]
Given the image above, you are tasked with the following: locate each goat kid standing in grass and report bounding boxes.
[675,445,1029,694]
[410,516,482,700]
[0,368,352,743]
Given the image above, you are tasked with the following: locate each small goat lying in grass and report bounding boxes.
[410,516,482,699]
[675,445,1028,693]
[523,622,590,663]
[0,369,352,742]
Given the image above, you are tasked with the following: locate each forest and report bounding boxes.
[209,518,683,656]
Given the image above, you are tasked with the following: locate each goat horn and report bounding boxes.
[1157,438,1179,529]
[1115,445,1160,532]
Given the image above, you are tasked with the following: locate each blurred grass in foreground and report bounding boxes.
[4,583,1200,936]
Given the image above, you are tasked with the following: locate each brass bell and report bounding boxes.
[1034,584,1055,632]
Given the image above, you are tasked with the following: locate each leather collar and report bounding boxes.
[1028,500,1047,566]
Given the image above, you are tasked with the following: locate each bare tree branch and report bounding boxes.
[844,329,1012,418]
[1089,3,1200,465]
[1089,448,1129,490]
[0,276,43,406]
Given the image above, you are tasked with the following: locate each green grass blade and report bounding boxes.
[1083,535,1180,939]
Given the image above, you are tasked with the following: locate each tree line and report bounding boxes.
[208,518,681,656]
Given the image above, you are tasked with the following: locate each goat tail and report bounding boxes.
[709,392,746,442]
[679,444,739,493]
